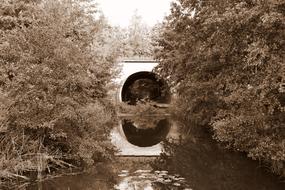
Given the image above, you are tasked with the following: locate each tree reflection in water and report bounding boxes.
[155,126,285,190]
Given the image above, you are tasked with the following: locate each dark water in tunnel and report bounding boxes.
[24,117,285,190]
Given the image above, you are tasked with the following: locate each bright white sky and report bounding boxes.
[96,0,173,27]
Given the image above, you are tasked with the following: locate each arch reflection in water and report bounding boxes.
[122,119,171,147]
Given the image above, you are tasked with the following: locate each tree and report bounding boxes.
[155,0,285,176]
[126,10,153,57]
[0,0,117,179]
[112,10,155,59]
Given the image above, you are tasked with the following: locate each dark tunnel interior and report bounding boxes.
[121,71,171,105]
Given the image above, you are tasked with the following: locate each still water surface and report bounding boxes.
[26,117,285,190]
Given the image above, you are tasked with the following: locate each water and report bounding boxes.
[114,169,190,190]
[121,119,171,147]
[26,158,192,190]
[24,117,285,190]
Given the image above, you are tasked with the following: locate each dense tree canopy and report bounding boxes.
[0,0,118,177]
[155,0,285,176]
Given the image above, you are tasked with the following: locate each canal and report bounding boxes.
[26,116,285,190]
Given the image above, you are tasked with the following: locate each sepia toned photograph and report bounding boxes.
[0,0,284,189]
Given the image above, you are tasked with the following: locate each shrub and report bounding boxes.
[0,0,117,182]
[155,0,285,177]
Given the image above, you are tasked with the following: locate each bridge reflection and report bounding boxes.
[122,119,171,147]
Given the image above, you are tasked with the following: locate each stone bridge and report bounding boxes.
[114,60,170,105]
[111,60,179,156]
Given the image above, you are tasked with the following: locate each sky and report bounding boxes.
[96,0,173,27]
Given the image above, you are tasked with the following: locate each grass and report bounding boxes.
[0,132,77,188]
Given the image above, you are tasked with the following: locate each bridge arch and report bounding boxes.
[120,71,171,105]
[111,60,173,153]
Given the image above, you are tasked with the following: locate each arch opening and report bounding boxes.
[121,71,171,105]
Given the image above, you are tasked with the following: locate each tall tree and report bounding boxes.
[155,0,285,176]
[119,10,155,58]
[0,0,117,177]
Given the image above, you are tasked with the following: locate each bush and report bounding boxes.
[0,0,117,182]
[155,0,285,177]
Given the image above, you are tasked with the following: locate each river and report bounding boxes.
[25,117,285,190]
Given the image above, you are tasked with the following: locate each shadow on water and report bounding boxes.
[156,125,285,190]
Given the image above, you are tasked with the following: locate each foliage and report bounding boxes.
[105,10,156,59]
[124,10,154,58]
[0,0,118,182]
[155,0,285,177]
